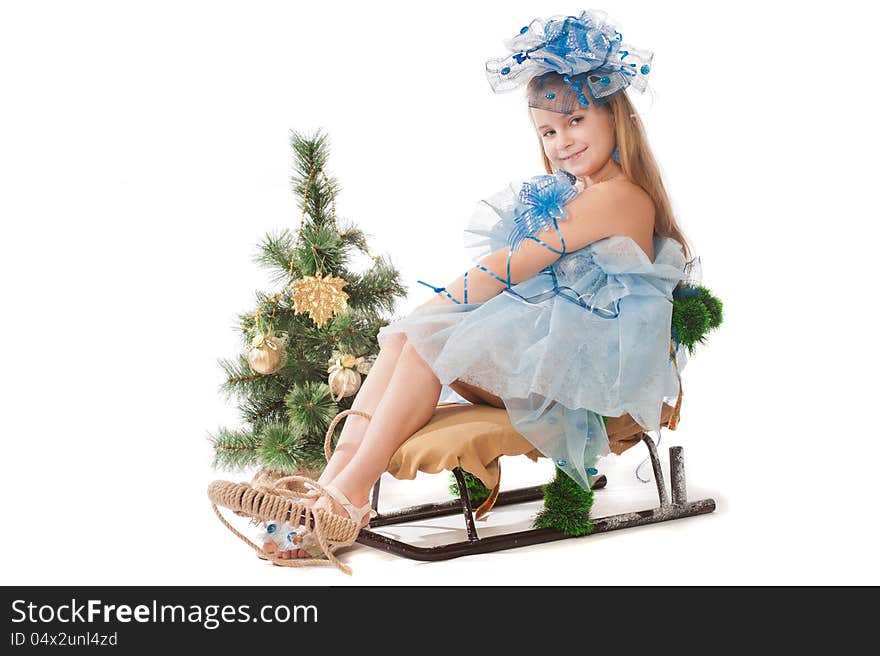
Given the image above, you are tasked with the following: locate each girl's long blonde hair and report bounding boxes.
[530,80,691,259]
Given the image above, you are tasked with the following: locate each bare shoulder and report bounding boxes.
[568,179,654,226]
[563,178,656,258]
[596,179,654,220]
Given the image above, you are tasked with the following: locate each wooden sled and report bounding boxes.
[209,400,716,570]
[354,402,715,560]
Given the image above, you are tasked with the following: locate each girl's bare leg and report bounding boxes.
[332,341,442,493]
[315,333,409,485]
[264,332,408,559]
[288,341,442,558]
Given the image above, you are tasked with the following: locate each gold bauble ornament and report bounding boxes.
[289,273,349,327]
[246,331,289,375]
[328,367,360,402]
[326,350,376,401]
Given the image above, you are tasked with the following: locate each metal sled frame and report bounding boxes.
[355,434,716,560]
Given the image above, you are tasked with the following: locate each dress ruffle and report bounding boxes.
[378,178,688,490]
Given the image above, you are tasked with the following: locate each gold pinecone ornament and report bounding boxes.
[327,350,376,402]
[246,330,290,375]
[289,273,349,327]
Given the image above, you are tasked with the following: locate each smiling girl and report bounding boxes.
[262,10,694,567]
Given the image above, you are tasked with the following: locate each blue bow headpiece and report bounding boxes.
[485,9,653,108]
[508,170,579,252]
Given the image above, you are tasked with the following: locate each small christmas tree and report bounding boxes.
[209,129,407,476]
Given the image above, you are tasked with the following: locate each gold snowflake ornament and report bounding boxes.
[289,273,349,327]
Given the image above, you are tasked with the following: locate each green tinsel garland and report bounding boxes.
[533,466,594,536]
[671,284,724,354]
[449,466,594,536]
[448,468,492,505]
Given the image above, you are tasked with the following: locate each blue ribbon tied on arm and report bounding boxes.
[507,171,579,252]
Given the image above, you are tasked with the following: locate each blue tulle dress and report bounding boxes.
[376,172,689,491]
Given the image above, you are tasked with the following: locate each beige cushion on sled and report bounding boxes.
[385,401,677,489]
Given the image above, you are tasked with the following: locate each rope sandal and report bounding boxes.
[208,409,376,575]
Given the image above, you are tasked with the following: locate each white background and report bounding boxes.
[1,0,878,585]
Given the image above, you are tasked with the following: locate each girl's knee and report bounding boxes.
[400,342,438,381]
[400,340,422,361]
[382,332,408,353]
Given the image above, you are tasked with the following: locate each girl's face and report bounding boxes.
[530,104,617,178]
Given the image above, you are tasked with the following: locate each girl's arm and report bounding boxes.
[416,182,654,310]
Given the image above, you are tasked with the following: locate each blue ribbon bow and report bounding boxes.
[507,171,579,252]
[485,10,653,105]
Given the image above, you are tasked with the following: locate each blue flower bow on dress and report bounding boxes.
[507,170,579,252]
[485,9,653,107]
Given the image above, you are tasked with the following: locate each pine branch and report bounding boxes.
[258,421,322,473]
[330,309,381,356]
[284,381,339,434]
[287,323,334,371]
[208,427,260,471]
[234,310,256,346]
[218,354,276,402]
[345,257,407,314]
[289,129,341,228]
[239,387,287,429]
[290,129,329,180]
[237,290,288,342]
[253,228,297,285]
[294,223,346,276]
[336,216,370,255]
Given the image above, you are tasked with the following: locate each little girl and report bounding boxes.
[264,9,693,562]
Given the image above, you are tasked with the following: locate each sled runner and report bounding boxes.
[208,400,715,573]
[350,402,715,560]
